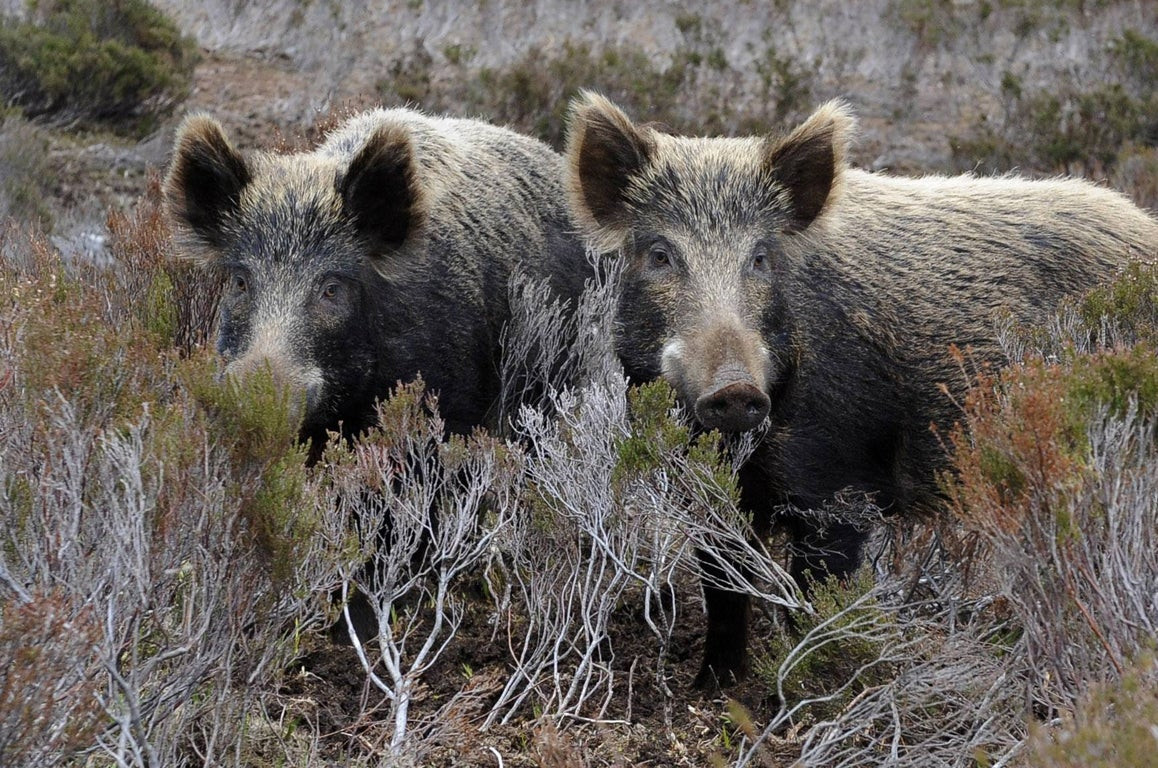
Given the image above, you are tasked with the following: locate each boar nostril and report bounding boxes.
[694,382,771,432]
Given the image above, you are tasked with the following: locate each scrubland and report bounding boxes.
[2,1,1158,766]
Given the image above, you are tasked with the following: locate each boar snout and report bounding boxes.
[694,371,770,432]
[663,322,773,433]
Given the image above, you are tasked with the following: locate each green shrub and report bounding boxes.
[944,265,1158,730]
[613,380,741,509]
[3,232,169,428]
[0,114,55,227]
[891,0,961,50]
[950,343,1158,525]
[950,263,1158,523]
[1112,144,1158,211]
[380,40,699,149]
[1026,654,1158,768]
[1077,260,1158,345]
[758,569,895,723]
[0,0,198,135]
[186,361,317,590]
[1109,29,1158,87]
[0,590,104,766]
[1,184,343,763]
[105,175,221,355]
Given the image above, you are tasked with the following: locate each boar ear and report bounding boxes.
[340,123,426,258]
[764,100,854,233]
[565,90,654,251]
[165,115,251,257]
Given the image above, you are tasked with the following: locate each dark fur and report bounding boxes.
[565,91,1158,688]
[166,109,590,452]
[166,109,591,646]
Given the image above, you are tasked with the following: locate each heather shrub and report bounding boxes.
[1111,144,1158,211]
[3,150,1155,766]
[377,32,811,149]
[938,262,1158,744]
[1025,653,1158,768]
[0,0,197,134]
[947,344,1158,716]
[951,29,1158,199]
[3,204,797,765]
[104,175,221,355]
[0,589,104,768]
[1076,260,1158,347]
[0,115,55,227]
[3,231,167,426]
[729,263,1158,767]
[758,569,894,725]
[0,193,340,767]
[483,265,801,741]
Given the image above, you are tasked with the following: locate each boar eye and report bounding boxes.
[647,242,672,269]
[229,271,248,295]
[751,245,770,272]
[745,244,773,274]
[317,277,351,307]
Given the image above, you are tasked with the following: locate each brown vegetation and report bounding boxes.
[3,170,1157,766]
[1,2,1157,766]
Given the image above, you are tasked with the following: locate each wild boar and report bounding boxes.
[564,91,1158,687]
[165,108,590,456]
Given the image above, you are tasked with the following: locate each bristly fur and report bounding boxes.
[565,91,857,253]
[164,106,591,452]
[165,113,252,265]
[564,91,1158,689]
[763,99,854,233]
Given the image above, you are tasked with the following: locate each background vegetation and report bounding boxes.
[0,0,198,135]
[1,1,1157,765]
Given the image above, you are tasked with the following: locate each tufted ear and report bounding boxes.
[165,114,251,259]
[340,123,426,261]
[763,100,855,233]
[565,90,654,252]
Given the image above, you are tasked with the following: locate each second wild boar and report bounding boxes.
[564,91,1158,688]
[165,108,590,456]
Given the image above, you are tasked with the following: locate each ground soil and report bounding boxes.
[280,576,804,767]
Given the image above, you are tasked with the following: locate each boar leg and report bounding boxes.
[694,545,752,689]
[785,516,867,590]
